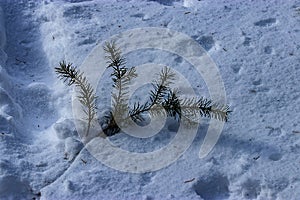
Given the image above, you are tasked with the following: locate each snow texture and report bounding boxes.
[0,0,300,199]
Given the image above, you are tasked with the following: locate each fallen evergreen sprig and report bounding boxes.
[129,67,181,122]
[102,41,138,135]
[55,61,97,136]
[128,67,229,124]
[179,97,230,122]
[55,41,230,137]
[104,41,137,116]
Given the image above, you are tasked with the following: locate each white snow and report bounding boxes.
[0,0,300,199]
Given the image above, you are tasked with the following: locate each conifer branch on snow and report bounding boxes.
[55,61,97,136]
[55,41,230,137]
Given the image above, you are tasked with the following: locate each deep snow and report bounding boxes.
[0,0,300,199]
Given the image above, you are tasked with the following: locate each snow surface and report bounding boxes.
[0,0,300,199]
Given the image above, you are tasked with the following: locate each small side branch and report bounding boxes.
[55,61,97,136]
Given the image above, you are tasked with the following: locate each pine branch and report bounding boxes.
[55,42,231,139]
[129,66,230,123]
[210,102,231,122]
[104,41,137,112]
[180,97,230,122]
[149,67,176,105]
[161,89,181,120]
[103,41,126,69]
[55,61,97,136]
[54,60,78,86]
[103,41,137,135]
[129,66,176,120]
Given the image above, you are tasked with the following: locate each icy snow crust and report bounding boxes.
[0,0,300,199]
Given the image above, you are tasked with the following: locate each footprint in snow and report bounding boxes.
[242,179,261,199]
[192,35,215,51]
[193,173,230,200]
[268,152,283,161]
